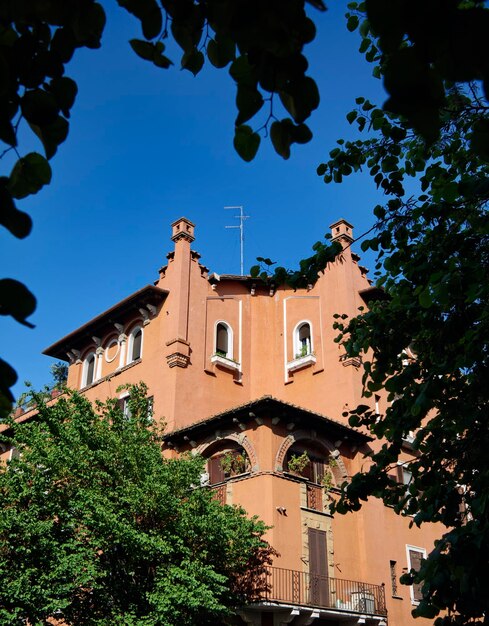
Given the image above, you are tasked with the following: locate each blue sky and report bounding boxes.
[2,2,389,397]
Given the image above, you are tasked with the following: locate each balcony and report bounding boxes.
[256,567,387,617]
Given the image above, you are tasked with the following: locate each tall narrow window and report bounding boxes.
[132,328,142,360]
[127,326,143,364]
[215,322,232,358]
[294,321,312,358]
[117,396,132,420]
[83,352,96,387]
[390,560,398,596]
[407,546,426,603]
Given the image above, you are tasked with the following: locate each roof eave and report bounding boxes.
[43,285,168,360]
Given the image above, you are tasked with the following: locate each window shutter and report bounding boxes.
[408,549,424,601]
[208,456,225,484]
[312,459,326,484]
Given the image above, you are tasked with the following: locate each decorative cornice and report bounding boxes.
[166,352,190,368]
[340,355,362,368]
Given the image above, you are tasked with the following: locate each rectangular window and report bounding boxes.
[117,396,131,420]
[406,546,426,603]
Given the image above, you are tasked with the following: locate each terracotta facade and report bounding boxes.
[31,217,439,625]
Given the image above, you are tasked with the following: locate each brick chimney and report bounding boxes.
[330,219,354,247]
[165,217,196,368]
[171,217,195,244]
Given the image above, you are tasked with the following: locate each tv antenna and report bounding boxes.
[225,205,250,275]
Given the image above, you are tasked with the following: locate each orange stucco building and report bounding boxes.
[35,217,438,625]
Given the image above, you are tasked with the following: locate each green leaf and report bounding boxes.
[130,39,154,61]
[279,77,320,124]
[207,37,235,69]
[29,117,69,159]
[418,289,432,309]
[250,265,260,278]
[230,56,255,87]
[0,278,36,327]
[0,118,17,147]
[347,15,359,31]
[8,153,52,199]
[233,125,260,162]
[131,40,173,69]
[236,85,264,125]
[141,3,162,39]
[181,48,204,76]
[0,357,17,418]
[0,178,32,238]
[48,77,78,118]
[270,120,292,159]
[21,89,59,126]
[292,123,313,144]
[72,1,106,48]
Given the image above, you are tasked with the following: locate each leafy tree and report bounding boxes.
[0,384,274,625]
[250,4,489,624]
[315,12,488,626]
[345,0,489,155]
[49,361,68,389]
[325,85,488,626]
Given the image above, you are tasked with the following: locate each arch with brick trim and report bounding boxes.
[275,429,348,483]
[195,431,259,473]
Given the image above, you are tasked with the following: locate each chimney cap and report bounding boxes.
[329,218,353,243]
[171,217,195,243]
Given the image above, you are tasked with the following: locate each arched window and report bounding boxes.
[294,321,312,358]
[215,322,233,359]
[82,352,96,387]
[284,442,331,485]
[206,442,250,485]
[127,326,143,363]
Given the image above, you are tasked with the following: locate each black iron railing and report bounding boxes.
[258,567,387,616]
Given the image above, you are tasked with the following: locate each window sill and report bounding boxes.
[287,354,316,372]
[211,354,240,371]
[300,506,331,517]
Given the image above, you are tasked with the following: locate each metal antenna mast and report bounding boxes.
[224,205,249,275]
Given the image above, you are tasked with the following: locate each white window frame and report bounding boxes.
[406,545,426,604]
[118,391,132,420]
[126,325,143,364]
[286,320,316,372]
[293,320,314,358]
[82,351,97,387]
[213,320,234,361]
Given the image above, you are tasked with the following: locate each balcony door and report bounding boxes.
[308,528,329,607]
